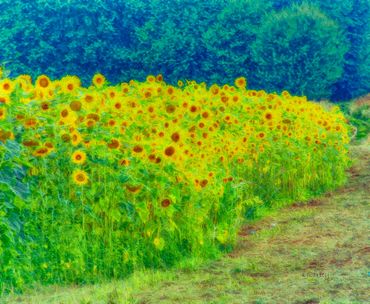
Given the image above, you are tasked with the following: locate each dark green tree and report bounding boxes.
[201,0,272,86]
[133,0,227,83]
[318,0,370,100]
[251,3,348,99]
[266,0,370,100]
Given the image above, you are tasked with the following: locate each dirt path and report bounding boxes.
[131,144,369,304]
[3,144,369,304]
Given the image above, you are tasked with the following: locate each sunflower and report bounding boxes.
[86,119,96,128]
[121,83,130,94]
[44,142,55,151]
[35,75,52,90]
[33,147,49,158]
[161,198,171,208]
[72,169,89,186]
[24,118,38,129]
[69,100,82,111]
[118,159,130,166]
[60,75,81,94]
[106,88,118,100]
[40,101,51,111]
[83,92,95,104]
[125,184,142,194]
[71,131,82,146]
[92,73,106,88]
[0,79,14,94]
[164,146,175,157]
[262,111,273,121]
[235,77,247,89]
[210,84,220,95]
[107,139,120,149]
[15,78,32,91]
[146,75,155,83]
[0,129,13,142]
[166,87,174,96]
[17,74,32,83]
[155,74,163,82]
[71,150,87,164]
[132,145,143,153]
[171,132,180,143]
[165,104,176,114]
[256,132,266,139]
[107,119,116,127]
[60,108,77,126]
[22,139,40,147]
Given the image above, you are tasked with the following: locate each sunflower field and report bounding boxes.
[0,73,350,292]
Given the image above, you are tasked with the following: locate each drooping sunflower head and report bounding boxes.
[107,138,121,149]
[0,95,10,105]
[33,147,49,158]
[71,131,82,146]
[125,184,142,194]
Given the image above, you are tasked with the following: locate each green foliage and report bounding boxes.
[322,0,370,100]
[0,0,143,84]
[132,0,220,82]
[268,0,370,100]
[201,1,273,86]
[340,96,370,139]
[0,0,368,100]
[0,140,32,293]
[251,3,348,100]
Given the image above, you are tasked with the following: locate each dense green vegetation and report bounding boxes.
[0,0,368,100]
[0,0,368,300]
[340,95,370,139]
[251,4,347,99]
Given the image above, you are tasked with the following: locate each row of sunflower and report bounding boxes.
[0,72,350,290]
